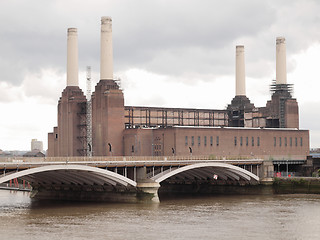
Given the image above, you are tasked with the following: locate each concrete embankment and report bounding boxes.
[158,182,274,196]
[272,177,320,194]
[159,178,320,197]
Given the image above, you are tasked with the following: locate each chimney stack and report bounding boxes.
[276,37,287,85]
[236,45,246,96]
[67,28,79,87]
[100,16,113,80]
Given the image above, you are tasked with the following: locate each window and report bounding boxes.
[198,136,201,146]
[210,136,213,146]
[257,137,260,147]
[216,136,219,146]
[191,136,194,146]
[204,136,207,146]
[240,137,243,146]
[300,137,303,146]
[185,136,188,146]
[131,145,134,152]
[279,137,282,147]
[252,137,254,146]
[55,134,58,139]
[234,136,237,146]
[274,137,276,147]
[290,137,292,147]
[285,137,287,147]
[246,137,248,146]
[295,137,298,147]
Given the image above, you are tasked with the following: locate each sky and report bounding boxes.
[1,0,320,151]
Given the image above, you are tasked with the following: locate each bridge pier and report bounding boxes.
[136,166,160,202]
[136,180,160,203]
[261,160,274,182]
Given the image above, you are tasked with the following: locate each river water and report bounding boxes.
[0,190,320,240]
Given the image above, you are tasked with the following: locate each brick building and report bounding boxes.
[47,18,309,162]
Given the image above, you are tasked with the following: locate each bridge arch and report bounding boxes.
[0,164,137,188]
[151,163,259,184]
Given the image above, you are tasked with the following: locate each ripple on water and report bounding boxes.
[1,190,320,240]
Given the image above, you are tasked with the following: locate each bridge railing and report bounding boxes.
[0,155,263,163]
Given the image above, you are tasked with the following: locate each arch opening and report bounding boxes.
[151,163,259,185]
[0,164,137,188]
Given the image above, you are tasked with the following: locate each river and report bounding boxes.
[0,190,320,240]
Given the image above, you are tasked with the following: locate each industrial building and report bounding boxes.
[47,17,309,162]
[31,139,43,152]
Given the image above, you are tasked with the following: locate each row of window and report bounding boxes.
[274,137,303,147]
[234,136,260,147]
[185,136,304,147]
[185,136,219,147]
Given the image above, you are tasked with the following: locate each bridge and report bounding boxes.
[0,156,270,202]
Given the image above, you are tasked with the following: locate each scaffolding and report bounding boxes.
[270,80,294,128]
[77,102,87,156]
[270,80,293,95]
[86,66,93,157]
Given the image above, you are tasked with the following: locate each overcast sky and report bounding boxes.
[1,0,320,151]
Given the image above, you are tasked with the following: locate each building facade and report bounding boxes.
[123,127,308,160]
[47,18,309,161]
[31,139,43,152]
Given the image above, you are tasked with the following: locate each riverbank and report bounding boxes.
[159,177,320,197]
[272,177,320,194]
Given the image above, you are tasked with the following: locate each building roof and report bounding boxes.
[23,151,45,157]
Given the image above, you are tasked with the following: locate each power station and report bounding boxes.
[47,17,309,162]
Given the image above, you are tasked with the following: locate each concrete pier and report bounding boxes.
[137,181,161,202]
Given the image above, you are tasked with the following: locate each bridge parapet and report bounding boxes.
[0,155,264,164]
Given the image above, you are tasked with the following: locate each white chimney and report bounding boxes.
[67,28,79,87]
[236,45,246,96]
[100,16,113,80]
[276,37,287,85]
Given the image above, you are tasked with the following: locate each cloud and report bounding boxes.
[114,0,276,76]
[0,68,65,104]
[0,82,23,102]
[120,68,234,109]
[0,0,319,88]
[0,0,277,87]
[22,68,65,104]
[1,0,320,150]
[0,100,56,151]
